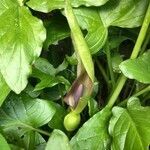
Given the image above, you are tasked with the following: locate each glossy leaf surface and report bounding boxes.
[109,97,150,150]
[0,1,46,93]
[46,130,71,150]
[70,107,111,150]
[120,51,150,83]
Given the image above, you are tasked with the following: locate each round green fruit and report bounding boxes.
[64,112,81,131]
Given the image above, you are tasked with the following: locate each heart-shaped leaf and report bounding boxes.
[0,0,46,93]
[120,51,150,83]
[109,97,150,150]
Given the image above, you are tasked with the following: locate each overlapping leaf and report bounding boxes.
[0,0,46,93]
[0,93,56,130]
[6,131,46,150]
[44,17,70,49]
[48,104,67,130]
[32,58,70,91]
[27,0,108,13]
[27,0,148,55]
[70,107,111,150]
[71,0,109,7]
[99,0,149,28]
[0,73,10,106]
[46,130,71,150]
[120,51,150,83]
[109,97,150,150]
[0,133,10,150]
[74,7,107,54]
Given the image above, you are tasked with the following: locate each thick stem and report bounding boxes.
[140,27,150,55]
[107,3,150,108]
[130,4,150,59]
[107,75,126,107]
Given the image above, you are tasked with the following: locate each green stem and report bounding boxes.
[140,27,150,55]
[119,85,150,106]
[105,41,115,88]
[29,127,51,137]
[107,3,150,108]
[95,59,109,85]
[22,123,51,136]
[3,122,51,136]
[107,75,126,107]
[130,5,150,59]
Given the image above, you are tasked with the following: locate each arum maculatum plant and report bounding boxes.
[63,0,94,131]
[0,0,150,149]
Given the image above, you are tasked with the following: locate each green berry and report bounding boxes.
[64,112,80,131]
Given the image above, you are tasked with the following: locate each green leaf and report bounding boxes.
[27,0,148,57]
[70,107,111,150]
[109,35,130,50]
[7,130,46,149]
[111,53,123,73]
[34,58,56,76]
[88,98,99,117]
[43,17,70,49]
[39,85,66,101]
[27,0,65,13]
[24,84,41,98]
[55,59,68,74]
[9,144,24,150]
[27,0,108,13]
[0,133,10,150]
[45,130,71,150]
[0,93,56,130]
[34,57,68,76]
[71,0,109,7]
[33,57,69,92]
[100,0,149,28]
[66,53,78,65]
[48,103,67,130]
[0,1,46,94]
[109,97,150,150]
[0,73,10,106]
[119,51,150,83]
[32,69,70,91]
[74,7,108,54]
